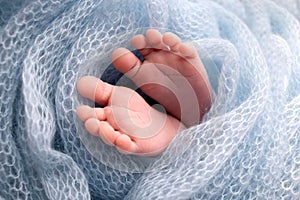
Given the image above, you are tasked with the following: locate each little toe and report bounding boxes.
[111,48,141,75]
[178,42,198,58]
[115,134,139,154]
[77,105,106,121]
[162,32,181,52]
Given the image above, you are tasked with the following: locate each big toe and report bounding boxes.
[111,48,141,74]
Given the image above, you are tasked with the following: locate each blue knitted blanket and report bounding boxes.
[1,0,300,199]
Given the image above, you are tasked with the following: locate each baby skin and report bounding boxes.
[77,29,212,156]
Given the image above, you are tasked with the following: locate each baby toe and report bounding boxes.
[146,29,161,45]
[146,29,167,49]
[131,34,153,56]
[111,48,141,75]
[77,105,96,121]
[77,105,106,121]
[94,108,106,121]
[77,76,98,100]
[77,76,113,106]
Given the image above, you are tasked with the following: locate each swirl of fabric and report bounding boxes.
[0,0,299,199]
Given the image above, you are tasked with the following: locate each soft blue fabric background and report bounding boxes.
[0,0,299,199]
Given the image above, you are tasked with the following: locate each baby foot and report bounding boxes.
[77,76,185,156]
[112,29,212,126]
